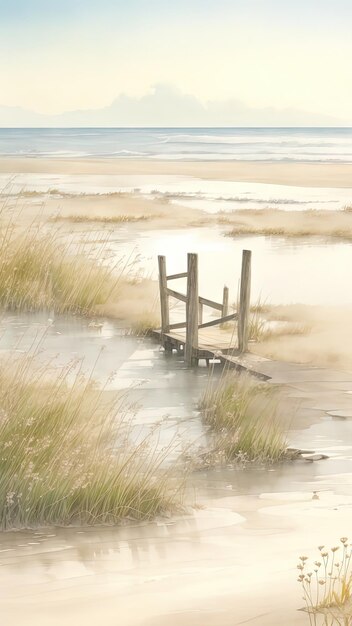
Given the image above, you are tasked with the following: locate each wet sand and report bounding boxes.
[1,487,352,626]
[1,157,352,188]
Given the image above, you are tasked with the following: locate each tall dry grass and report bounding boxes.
[201,374,288,463]
[0,218,124,316]
[247,298,311,344]
[0,356,182,530]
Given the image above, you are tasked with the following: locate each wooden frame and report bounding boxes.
[157,250,251,366]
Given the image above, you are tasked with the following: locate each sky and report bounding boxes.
[0,0,351,125]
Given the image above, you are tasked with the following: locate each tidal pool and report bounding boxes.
[67,222,352,307]
[2,172,352,211]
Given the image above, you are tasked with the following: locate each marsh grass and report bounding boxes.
[248,307,268,342]
[50,214,155,224]
[219,208,352,241]
[7,189,142,199]
[297,538,352,625]
[0,356,182,529]
[0,222,125,316]
[225,224,316,238]
[250,315,310,343]
[244,297,309,343]
[128,313,159,336]
[250,298,270,315]
[200,374,288,463]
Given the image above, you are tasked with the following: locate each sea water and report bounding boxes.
[1,127,352,162]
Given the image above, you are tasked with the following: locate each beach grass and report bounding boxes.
[249,311,309,343]
[201,374,288,463]
[243,298,310,343]
[248,306,268,342]
[50,214,155,224]
[0,221,125,316]
[0,356,182,530]
[128,313,160,336]
[219,208,352,241]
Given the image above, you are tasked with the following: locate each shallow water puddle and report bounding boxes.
[2,172,352,211]
[64,223,352,306]
[0,312,210,457]
[1,312,352,625]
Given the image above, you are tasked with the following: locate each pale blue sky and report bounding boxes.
[0,0,351,123]
[1,1,351,26]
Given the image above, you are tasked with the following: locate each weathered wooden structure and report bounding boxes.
[152,250,252,368]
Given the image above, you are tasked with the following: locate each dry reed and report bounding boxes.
[0,356,182,529]
[201,374,288,463]
[297,538,352,625]
[50,214,155,224]
[0,222,123,316]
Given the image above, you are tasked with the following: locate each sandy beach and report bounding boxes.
[1,157,352,187]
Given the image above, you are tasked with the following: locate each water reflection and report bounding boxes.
[0,312,212,458]
[62,224,352,306]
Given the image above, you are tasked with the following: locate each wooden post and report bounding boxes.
[238,250,252,353]
[185,253,199,366]
[158,255,169,334]
[198,302,203,326]
[222,285,229,317]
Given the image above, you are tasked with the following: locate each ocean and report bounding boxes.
[1,127,352,162]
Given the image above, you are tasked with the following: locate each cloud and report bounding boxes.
[0,84,345,127]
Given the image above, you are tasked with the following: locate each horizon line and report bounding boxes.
[1,126,352,130]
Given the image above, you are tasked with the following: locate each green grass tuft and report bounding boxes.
[201,374,288,463]
[0,357,182,530]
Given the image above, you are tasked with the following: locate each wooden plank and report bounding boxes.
[198,295,223,311]
[219,354,271,380]
[169,321,187,330]
[198,312,237,329]
[185,253,199,366]
[158,255,169,333]
[166,288,188,303]
[155,327,236,346]
[238,249,252,353]
[166,271,188,280]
